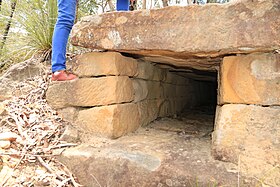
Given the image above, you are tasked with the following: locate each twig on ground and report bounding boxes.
[91,174,102,187]
[50,143,78,150]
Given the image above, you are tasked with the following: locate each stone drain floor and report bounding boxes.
[58,106,257,186]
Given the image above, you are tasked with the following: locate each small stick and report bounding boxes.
[60,162,83,187]
[91,174,102,187]
[37,156,64,181]
[50,143,78,150]
[0,152,53,157]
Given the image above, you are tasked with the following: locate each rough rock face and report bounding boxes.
[212,104,280,182]
[219,53,280,105]
[0,59,46,101]
[57,126,244,187]
[46,76,134,109]
[72,52,137,77]
[46,52,204,138]
[213,52,280,184]
[71,0,280,70]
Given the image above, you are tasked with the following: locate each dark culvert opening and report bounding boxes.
[151,69,218,139]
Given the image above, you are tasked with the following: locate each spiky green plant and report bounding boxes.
[16,0,57,53]
[0,0,58,73]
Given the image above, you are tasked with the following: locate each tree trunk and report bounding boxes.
[1,0,17,50]
[162,0,168,7]
[142,0,147,9]
[0,0,2,11]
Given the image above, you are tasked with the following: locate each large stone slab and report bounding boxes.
[57,128,242,187]
[71,0,280,70]
[219,53,280,105]
[212,104,280,180]
[46,76,134,109]
[76,103,140,138]
[72,52,137,77]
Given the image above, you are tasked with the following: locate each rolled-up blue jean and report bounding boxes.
[117,0,130,11]
[51,0,76,72]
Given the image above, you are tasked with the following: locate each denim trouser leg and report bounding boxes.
[51,0,76,72]
[116,0,130,11]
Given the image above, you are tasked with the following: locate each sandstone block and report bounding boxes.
[135,61,154,80]
[212,104,280,177]
[57,107,79,123]
[162,83,176,99]
[220,53,280,105]
[176,75,190,86]
[158,99,176,117]
[76,103,140,138]
[137,99,159,126]
[60,124,80,143]
[132,79,148,102]
[71,0,280,70]
[153,67,167,81]
[72,52,137,77]
[165,73,189,85]
[46,76,134,109]
[147,81,163,99]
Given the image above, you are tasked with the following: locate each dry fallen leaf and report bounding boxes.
[0,132,19,142]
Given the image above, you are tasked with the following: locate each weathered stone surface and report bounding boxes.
[46,76,134,109]
[165,73,190,85]
[60,124,80,143]
[71,0,280,71]
[158,99,176,117]
[135,61,155,80]
[212,104,280,179]
[76,103,140,138]
[72,52,137,77]
[132,79,148,102]
[137,99,159,126]
[219,53,280,105]
[57,107,79,123]
[146,81,163,99]
[135,61,167,81]
[163,83,176,98]
[0,59,46,101]
[57,127,242,187]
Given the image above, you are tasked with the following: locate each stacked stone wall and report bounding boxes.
[46,52,198,138]
[213,52,280,181]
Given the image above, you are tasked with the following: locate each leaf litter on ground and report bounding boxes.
[0,69,81,187]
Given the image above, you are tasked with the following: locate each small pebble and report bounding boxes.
[166,179,173,186]
[0,140,11,149]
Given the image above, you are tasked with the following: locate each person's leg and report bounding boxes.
[116,0,130,11]
[51,0,76,73]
